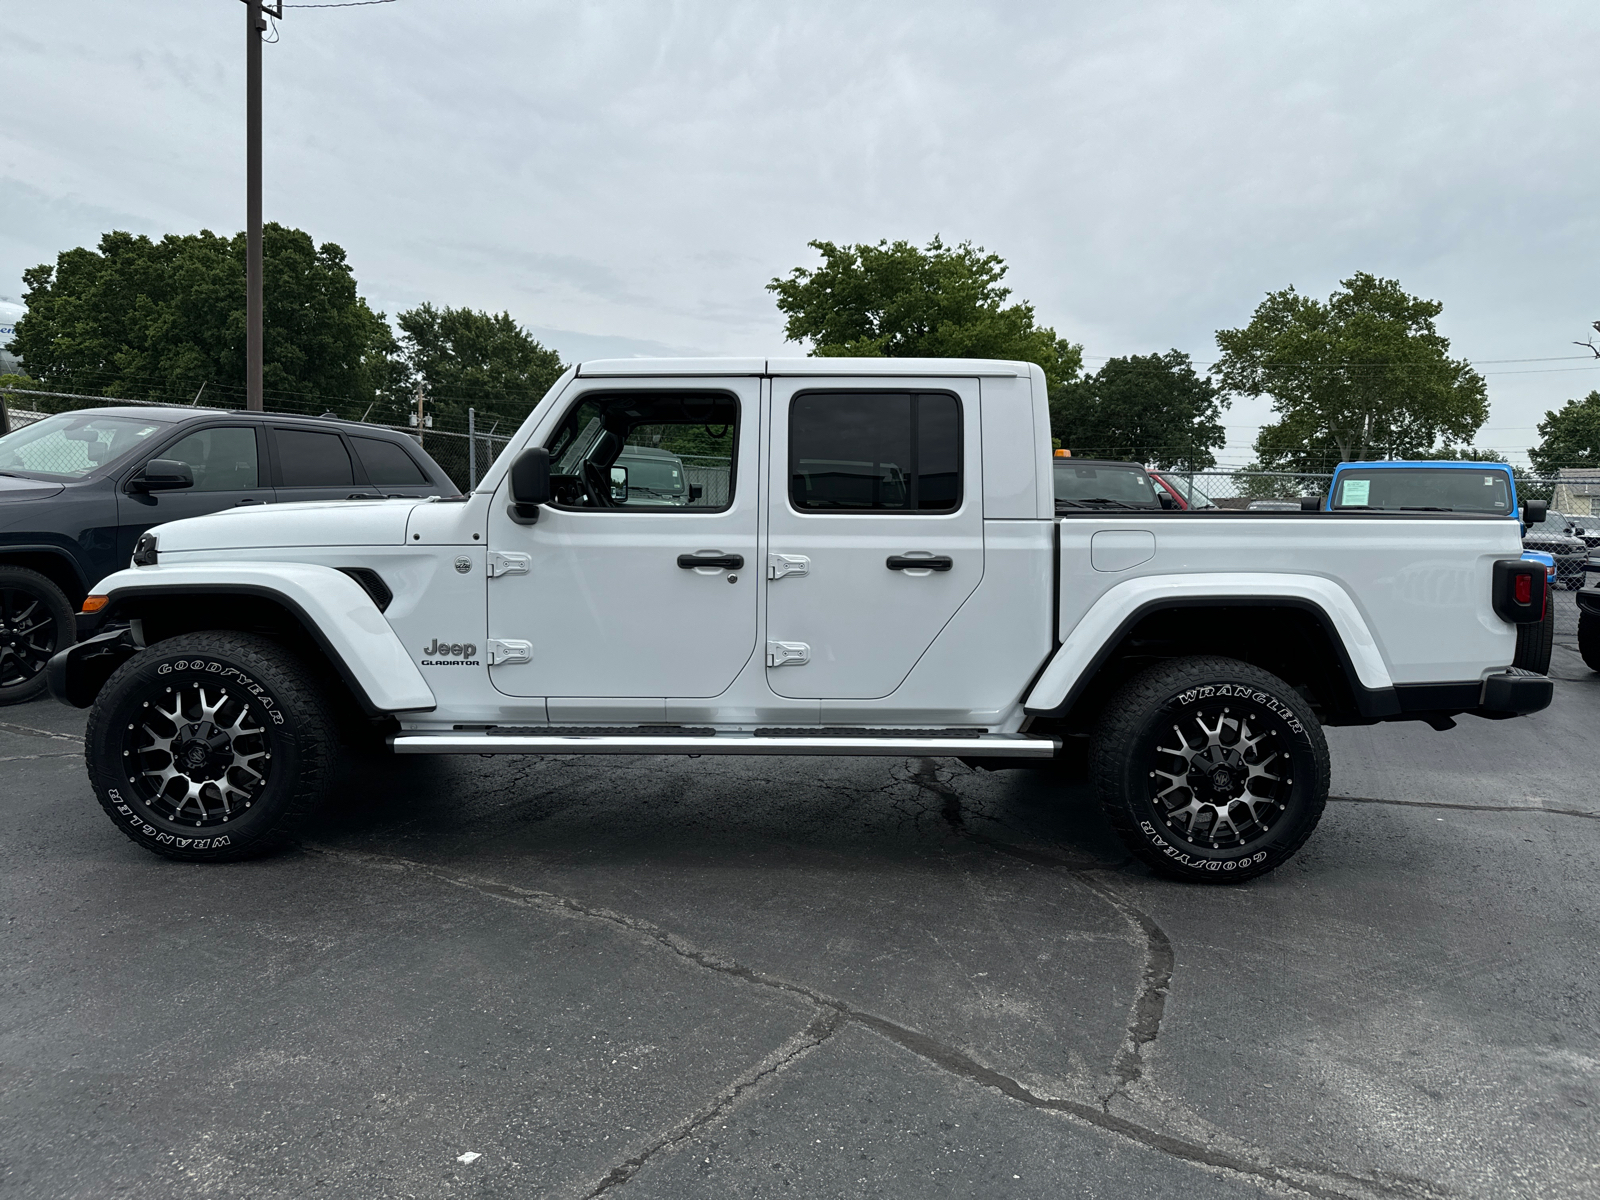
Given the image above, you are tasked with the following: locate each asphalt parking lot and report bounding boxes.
[3,597,1597,1200]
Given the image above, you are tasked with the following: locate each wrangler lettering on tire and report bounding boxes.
[85,632,335,862]
[1091,656,1330,884]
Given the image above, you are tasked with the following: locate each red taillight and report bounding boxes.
[1515,574,1531,605]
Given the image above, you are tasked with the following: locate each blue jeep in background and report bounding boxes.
[1323,460,1559,673]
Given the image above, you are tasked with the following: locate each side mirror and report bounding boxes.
[689,484,704,502]
[1522,499,1548,526]
[609,465,629,502]
[1158,493,1175,509]
[131,459,194,492]
[508,447,551,525]
[1300,495,1323,511]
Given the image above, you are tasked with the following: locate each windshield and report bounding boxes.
[620,455,685,494]
[1054,462,1159,507]
[0,412,173,480]
[1329,467,1512,514]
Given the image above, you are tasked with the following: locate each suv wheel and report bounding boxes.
[1091,656,1330,883]
[1580,613,1600,673]
[84,632,336,861]
[0,566,75,706]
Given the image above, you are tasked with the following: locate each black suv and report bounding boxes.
[0,406,456,705]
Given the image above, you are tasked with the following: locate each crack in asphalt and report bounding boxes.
[1331,794,1600,821]
[582,1008,848,1198]
[0,719,83,743]
[311,844,1435,1200]
[906,759,1174,1104]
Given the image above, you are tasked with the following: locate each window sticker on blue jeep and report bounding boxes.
[1340,479,1370,506]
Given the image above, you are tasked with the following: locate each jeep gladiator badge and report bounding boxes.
[421,639,479,665]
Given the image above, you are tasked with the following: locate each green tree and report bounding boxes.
[391,303,565,429]
[1529,391,1600,474]
[10,225,395,415]
[767,237,1082,387]
[1213,273,1487,473]
[1051,350,1227,468]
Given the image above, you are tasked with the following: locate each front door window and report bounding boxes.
[485,384,759,709]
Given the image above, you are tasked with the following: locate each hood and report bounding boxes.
[0,474,65,503]
[151,498,426,553]
[1522,532,1586,553]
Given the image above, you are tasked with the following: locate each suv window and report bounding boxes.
[789,391,961,512]
[543,392,736,511]
[159,426,261,491]
[352,436,427,485]
[276,428,354,487]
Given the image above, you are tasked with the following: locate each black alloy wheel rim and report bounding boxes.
[0,585,58,689]
[120,681,273,828]
[1144,700,1296,853]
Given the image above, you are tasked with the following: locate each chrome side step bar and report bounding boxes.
[389,732,1060,758]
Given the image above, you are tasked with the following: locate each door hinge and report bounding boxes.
[766,640,810,668]
[487,639,533,665]
[487,551,531,577]
[767,553,810,580]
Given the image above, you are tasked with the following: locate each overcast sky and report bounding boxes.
[4,1,1598,464]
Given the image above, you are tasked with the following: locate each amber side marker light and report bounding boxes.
[81,595,109,614]
[1054,448,1071,457]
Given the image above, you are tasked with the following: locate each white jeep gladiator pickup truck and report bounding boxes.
[50,357,1553,882]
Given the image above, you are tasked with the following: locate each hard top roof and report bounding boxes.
[575,356,1033,378]
[1333,460,1513,471]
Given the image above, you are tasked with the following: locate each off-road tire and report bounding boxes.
[1091,656,1330,884]
[84,631,337,861]
[1580,612,1600,673]
[1514,601,1555,675]
[0,565,75,706]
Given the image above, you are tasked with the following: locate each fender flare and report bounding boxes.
[1023,573,1396,719]
[0,543,90,593]
[88,563,436,714]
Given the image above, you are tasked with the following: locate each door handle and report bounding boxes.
[678,553,744,570]
[886,555,953,572]
[236,498,266,506]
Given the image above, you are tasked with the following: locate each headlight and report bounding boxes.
[132,532,159,567]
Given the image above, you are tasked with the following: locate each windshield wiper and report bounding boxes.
[1398,506,1455,512]
[1059,497,1154,510]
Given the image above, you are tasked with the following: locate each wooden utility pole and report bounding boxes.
[413,379,427,447]
[242,1,281,411]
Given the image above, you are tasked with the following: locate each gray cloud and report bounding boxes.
[3,0,1597,460]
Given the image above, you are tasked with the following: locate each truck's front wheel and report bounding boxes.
[85,632,336,861]
[1091,657,1330,883]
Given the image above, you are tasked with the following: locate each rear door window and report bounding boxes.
[275,429,354,487]
[789,391,961,512]
[352,436,428,485]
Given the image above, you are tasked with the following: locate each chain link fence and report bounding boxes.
[1165,470,1574,511]
[6,386,1587,511]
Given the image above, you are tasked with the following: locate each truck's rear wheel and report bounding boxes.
[1091,657,1330,883]
[1514,600,1555,674]
[85,632,336,861]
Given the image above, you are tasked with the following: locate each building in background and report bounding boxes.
[1553,468,1600,516]
[0,324,20,376]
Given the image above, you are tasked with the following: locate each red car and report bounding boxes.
[1147,470,1217,511]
